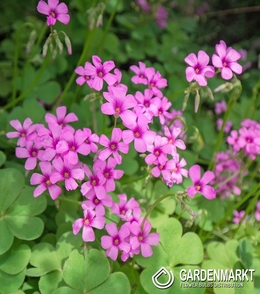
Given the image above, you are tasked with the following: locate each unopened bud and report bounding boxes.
[194,91,200,113]
[52,47,57,59]
[182,92,190,111]
[64,34,72,55]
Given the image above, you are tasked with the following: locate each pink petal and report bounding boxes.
[48,184,62,200]
[92,77,103,91]
[25,157,37,170]
[71,168,84,180]
[221,67,233,80]
[134,138,147,153]
[200,171,215,185]
[212,54,223,68]
[106,222,118,236]
[82,226,95,242]
[99,149,112,161]
[229,62,242,74]
[30,173,45,185]
[101,236,113,249]
[65,178,78,191]
[37,0,50,15]
[56,2,68,14]
[201,185,216,199]
[189,165,201,184]
[184,53,198,67]
[141,243,153,257]
[50,172,64,184]
[15,147,29,158]
[33,184,47,197]
[72,218,83,235]
[185,67,195,82]
[187,186,197,198]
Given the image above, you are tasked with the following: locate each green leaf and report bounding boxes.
[0,244,30,275]
[39,271,63,294]
[0,151,6,167]
[7,186,47,216]
[89,272,131,294]
[37,81,61,104]
[0,219,14,255]
[63,249,110,292]
[26,243,61,277]
[52,287,80,294]
[0,168,24,214]
[0,269,25,294]
[5,215,44,240]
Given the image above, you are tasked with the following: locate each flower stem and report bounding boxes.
[209,79,242,171]
[141,192,186,229]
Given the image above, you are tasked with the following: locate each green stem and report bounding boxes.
[141,192,185,229]
[11,22,34,103]
[4,53,50,110]
[58,197,82,205]
[232,187,260,238]
[97,0,121,53]
[202,182,260,242]
[209,81,242,171]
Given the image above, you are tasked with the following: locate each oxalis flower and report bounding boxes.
[212,40,242,80]
[185,50,215,86]
[187,164,216,199]
[37,0,70,26]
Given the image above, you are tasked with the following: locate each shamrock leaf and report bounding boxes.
[0,168,46,254]
[136,218,204,294]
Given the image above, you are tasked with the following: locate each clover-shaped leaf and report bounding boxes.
[0,244,30,275]
[26,243,61,277]
[0,269,25,294]
[62,249,130,294]
[0,169,46,254]
[202,240,255,294]
[136,218,204,294]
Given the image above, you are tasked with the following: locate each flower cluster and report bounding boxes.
[185,40,243,86]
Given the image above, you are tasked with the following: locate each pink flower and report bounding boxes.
[16,141,43,170]
[153,97,172,125]
[6,118,37,147]
[72,205,105,242]
[82,128,99,153]
[122,114,156,153]
[169,155,188,184]
[45,106,78,132]
[215,100,227,114]
[146,68,167,98]
[98,128,129,164]
[56,129,90,165]
[94,158,124,192]
[82,194,112,216]
[37,0,70,26]
[108,69,127,92]
[76,55,117,91]
[212,40,242,80]
[38,125,63,161]
[50,157,84,191]
[101,87,137,127]
[81,163,107,200]
[216,118,233,133]
[163,126,186,152]
[101,223,131,260]
[227,130,246,153]
[145,135,172,165]
[30,161,62,200]
[185,50,215,86]
[255,201,260,222]
[130,220,160,257]
[155,5,168,28]
[75,64,94,88]
[111,194,139,221]
[134,89,158,121]
[130,62,148,85]
[233,210,245,224]
[187,164,216,199]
